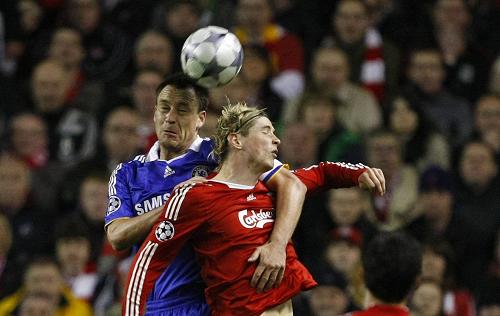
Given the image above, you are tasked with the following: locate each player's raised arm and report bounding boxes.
[293,162,386,196]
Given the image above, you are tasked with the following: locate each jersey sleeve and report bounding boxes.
[105,163,134,229]
[123,185,207,316]
[293,162,367,196]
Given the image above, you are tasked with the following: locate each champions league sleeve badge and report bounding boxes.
[106,196,121,216]
[155,220,175,241]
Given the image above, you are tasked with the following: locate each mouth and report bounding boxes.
[271,149,278,158]
[162,130,178,137]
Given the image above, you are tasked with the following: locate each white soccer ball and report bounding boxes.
[181,26,243,88]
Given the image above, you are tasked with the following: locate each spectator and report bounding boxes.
[153,0,202,72]
[349,232,422,316]
[454,141,500,293]
[387,95,450,171]
[294,263,359,316]
[409,279,445,316]
[54,218,97,302]
[18,292,58,316]
[420,241,476,316]
[297,93,363,163]
[284,47,381,134]
[323,0,400,103]
[431,0,491,103]
[278,122,318,169]
[240,44,284,122]
[233,0,305,100]
[365,129,419,230]
[404,48,472,147]
[405,166,473,270]
[489,57,500,95]
[63,0,131,82]
[323,227,365,307]
[477,229,500,316]
[58,106,141,210]
[134,30,174,77]
[0,257,92,315]
[473,95,500,163]
[5,112,49,169]
[30,59,98,165]
[0,214,16,299]
[0,155,52,280]
[131,68,165,149]
[47,26,104,115]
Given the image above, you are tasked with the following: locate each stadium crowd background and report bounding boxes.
[0,0,499,315]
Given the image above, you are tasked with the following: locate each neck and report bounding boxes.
[159,136,197,160]
[213,152,263,186]
[365,291,407,309]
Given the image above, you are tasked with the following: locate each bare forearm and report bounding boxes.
[106,207,163,250]
[269,177,306,247]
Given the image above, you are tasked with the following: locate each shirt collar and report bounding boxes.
[146,135,204,162]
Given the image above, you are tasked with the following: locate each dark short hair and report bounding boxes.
[155,72,209,112]
[363,231,422,304]
[54,217,90,242]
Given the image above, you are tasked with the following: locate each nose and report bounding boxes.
[273,134,281,146]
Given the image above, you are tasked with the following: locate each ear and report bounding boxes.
[196,111,207,130]
[227,133,242,150]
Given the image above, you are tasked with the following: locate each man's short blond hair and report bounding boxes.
[212,102,267,163]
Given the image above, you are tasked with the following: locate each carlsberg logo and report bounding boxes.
[238,209,275,229]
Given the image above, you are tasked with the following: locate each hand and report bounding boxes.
[248,241,286,293]
[173,176,207,192]
[358,167,385,196]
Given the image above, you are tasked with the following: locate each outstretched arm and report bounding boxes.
[248,167,306,293]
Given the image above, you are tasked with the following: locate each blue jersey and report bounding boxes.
[105,136,281,314]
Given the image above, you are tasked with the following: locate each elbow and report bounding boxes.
[106,229,130,251]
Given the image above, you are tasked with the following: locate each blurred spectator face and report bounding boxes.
[479,306,500,316]
[312,48,349,91]
[279,122,318,168]
[0,156,30,213]
[0,214,12,256]
[475,96,500,139]
[18,0,43,34]
[31,61,69,113]
[48,28,85,70]
[410,281,443,316]
[420,190,453,222]
[67,0,100,34]
[237,0,273,32]
[56,237,90,277]
[433,0,470,31]
[10,114,48,160]
[389,97,418,136]
[328,188,363,226]
[210,76,250,110]
[199,110,218,138]
[103,108,141,162]
[325,240,361,276]
[302,98,336,140]
[133,71,164,117]
[367,132,402,179]
[334,0,369,45]
[421,249,446,283]
[135,32,173,75]
[19,294,57,316]
[24,262,63,299]
[459,142,497,189]
[242,46,271,85]
[80,177,108,223]
[165,3,200,39]
[408,50,445,95]
[309,286,349,316]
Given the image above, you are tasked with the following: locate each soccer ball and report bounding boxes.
[181,26,243,89]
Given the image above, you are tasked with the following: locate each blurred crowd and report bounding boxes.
[0,0,499,315]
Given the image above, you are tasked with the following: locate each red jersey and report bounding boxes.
[124,162,366,316]
[348,305,410,316]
